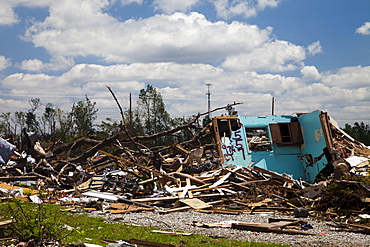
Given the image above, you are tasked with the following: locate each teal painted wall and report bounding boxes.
[219,111,329,183]
[298,110,328,182]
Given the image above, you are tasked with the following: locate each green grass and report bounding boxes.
[0,200,287,247]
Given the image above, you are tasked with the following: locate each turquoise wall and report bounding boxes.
[220,111,328,183]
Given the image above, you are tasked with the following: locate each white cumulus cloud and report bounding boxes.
[257,0,280,9]
[300,66,321,81]
[307,41,323,55]
[0,3,18,25]
[321,65,370,88]
[214,0,281,19]
[121,0,143,5]
[222,40,306,72]
[356,22,370,35]
[23,9,272,64]
[153,0,200,14]
[0,0,52,26]
[19,56,75,72]
[0,56,12,71]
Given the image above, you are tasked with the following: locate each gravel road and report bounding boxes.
[90,210,370,247]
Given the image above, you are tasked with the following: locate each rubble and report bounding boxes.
[1,106,370,244]
[191,218,323,236]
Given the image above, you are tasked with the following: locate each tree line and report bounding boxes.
[0,85,199,148]
[342,122,370,146]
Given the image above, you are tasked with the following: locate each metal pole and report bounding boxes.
[206,84,211,118]
[129,92,133,135]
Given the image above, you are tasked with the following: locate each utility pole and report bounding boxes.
[271,96,275,115]
[129,92,133,135]
[206,83,211,119]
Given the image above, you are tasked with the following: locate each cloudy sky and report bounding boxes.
[0,0,370,126]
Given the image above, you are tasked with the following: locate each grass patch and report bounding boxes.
[0,200,287,247]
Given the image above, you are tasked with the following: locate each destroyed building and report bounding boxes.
[212,110,367,183]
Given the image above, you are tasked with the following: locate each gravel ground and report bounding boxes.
[90,210,370,247]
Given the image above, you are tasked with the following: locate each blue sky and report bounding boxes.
[0,0,370,127]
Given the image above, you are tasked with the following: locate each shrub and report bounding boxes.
[1,199,72,243]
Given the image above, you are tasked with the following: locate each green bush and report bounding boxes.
[1,199,72,243]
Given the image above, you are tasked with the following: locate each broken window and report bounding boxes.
[245,127,272,152]
[215,118,241,138]
[269,122,303,146]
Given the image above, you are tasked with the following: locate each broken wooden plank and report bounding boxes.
[173,172,205,185]
[107,207,154,214]
[229,179,269,190]
[82,190,154,208]
[198,208,242,215]
[180,198,212,209]
[159,200,223,214]
[185,178,193,199]
[252,166,295,183]
[106,202,155,213]
[131,193,224,203]
[171,144,190,155]
[231,222,325,235]
[0,220,12,227]
[243,199,272,208]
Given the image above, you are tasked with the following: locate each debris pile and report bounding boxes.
[1,107,370,238]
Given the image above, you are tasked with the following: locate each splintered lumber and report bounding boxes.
[106,203,154,213]
[171,144,190,155]
[131,196,185,202]
[173,172,205,185]
[209,172,233,188]
[252,166,294,183]
[253,207,295,212]
[185,178,193,198]
[117,197,154,209]
[198,208,242,215]
[82,190,154,208]
[180,198,212,209]
[98,150,178,183]
[0,220,12,227]
[138,177,158,185]
[229,179,269,190]
[242,198,272,208]
[349,223,370,230]
[131,193,224,203]
[231,222,326,235]
[159,199,223,214]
